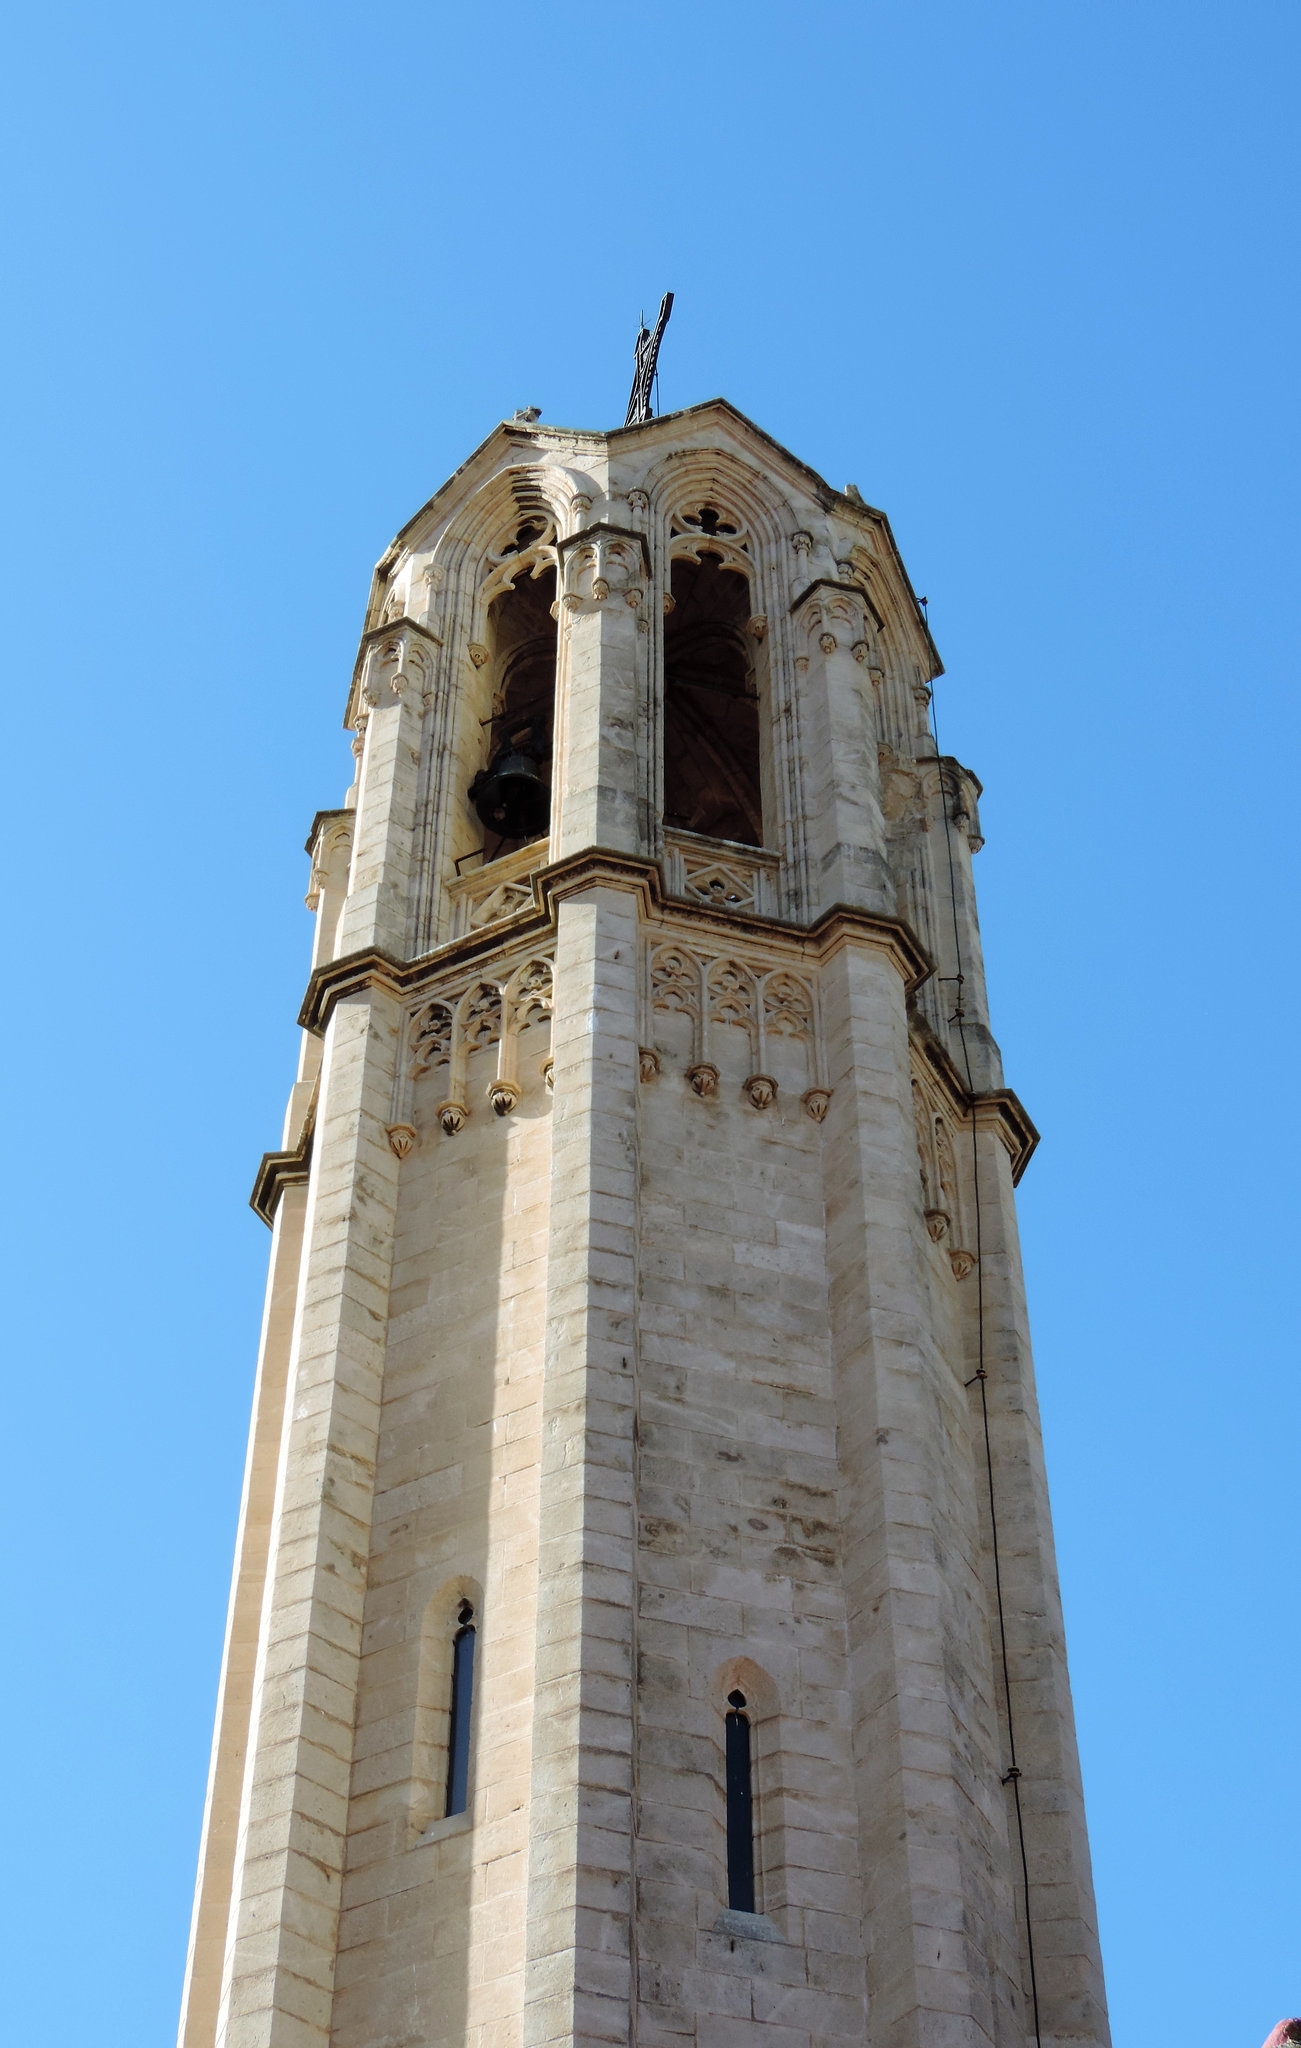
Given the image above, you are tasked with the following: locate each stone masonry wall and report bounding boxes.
[633,1037,867,2048]
[330,1030,552,2048]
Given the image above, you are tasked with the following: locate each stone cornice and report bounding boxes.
[304,806,352,857]
[250,1103,315,1226]
[804,903,933,994]
[908,1011,1039,1184]
[298,851,936,1039]
[972,1090,1039,1185]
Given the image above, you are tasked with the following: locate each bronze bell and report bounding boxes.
[468,733,550,841]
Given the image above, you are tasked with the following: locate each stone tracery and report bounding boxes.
[646,935,826,1117]
[387,952,555,1147]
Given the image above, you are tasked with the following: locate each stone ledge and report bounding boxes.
[909,1009,1040,1183]
[711,1908,784,1945]
[249,1103,314,1227]
[297,849,937,1039]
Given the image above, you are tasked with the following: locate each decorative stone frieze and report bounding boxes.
[645,933,829,1116]
[661,828,780,917]
[386,946,555,1140]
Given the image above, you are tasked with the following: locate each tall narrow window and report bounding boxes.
[444,1600,476,1818]
[724,1689,756,1912]
[663,541,763,846]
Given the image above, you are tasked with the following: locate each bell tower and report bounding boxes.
[179,402,1110,2048]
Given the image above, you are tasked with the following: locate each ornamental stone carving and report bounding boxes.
[912,1061,976,1276]
[646,937,828,1118]
[391,951,555,1140]
[558,524,649,612]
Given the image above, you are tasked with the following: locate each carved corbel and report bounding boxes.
[386,1123,416,1159]
[685,1062,720,1098]
[747,614,768,641]
[743,1074,777,1110]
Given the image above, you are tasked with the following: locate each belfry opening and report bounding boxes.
[663,531,762,847]
[468,523,557,859]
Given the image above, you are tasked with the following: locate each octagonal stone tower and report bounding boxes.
[178,401,1110,2048]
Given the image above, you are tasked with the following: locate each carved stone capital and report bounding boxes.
[386,1123,416,1159]
[747,614,768,641]
[949,1248,976,1281]
[639,1047,661,1083]
[924,1208,950,1243]
[743,1073,777,1111]
[437,1099,469,1135]
[685,1062,720,1098]
[467,642,489,668]
[557,523,650,610]
[802,1087,832,1123]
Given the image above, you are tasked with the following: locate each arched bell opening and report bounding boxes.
[468,536,558,862]
[663,548,763,848]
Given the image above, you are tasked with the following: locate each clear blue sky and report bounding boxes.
[2,4,1296,2043]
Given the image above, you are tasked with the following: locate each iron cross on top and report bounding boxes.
[624,291,674,426]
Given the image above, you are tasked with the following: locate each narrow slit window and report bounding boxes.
[724,1689,756,1912]
[445,1601,476,1818]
